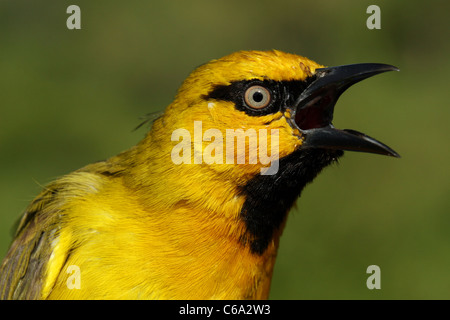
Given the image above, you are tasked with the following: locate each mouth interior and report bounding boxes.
[294,91,335,130]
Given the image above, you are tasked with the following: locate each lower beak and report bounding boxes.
[290,63,400,158]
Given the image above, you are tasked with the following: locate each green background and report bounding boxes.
[0,0,449,299]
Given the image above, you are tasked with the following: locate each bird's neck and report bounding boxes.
[123,125,342,252]
[106,124,341,298]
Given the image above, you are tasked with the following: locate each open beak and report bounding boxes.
[290,63,400,157]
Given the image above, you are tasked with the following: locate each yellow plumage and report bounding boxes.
[0,50,398,299]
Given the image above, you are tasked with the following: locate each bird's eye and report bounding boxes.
[244,85,271,109]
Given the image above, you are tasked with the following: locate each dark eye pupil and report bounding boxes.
[252,91,264,102]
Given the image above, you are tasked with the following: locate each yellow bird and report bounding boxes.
[0,50,399,299]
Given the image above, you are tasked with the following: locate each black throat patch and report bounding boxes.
[238,148,343,255]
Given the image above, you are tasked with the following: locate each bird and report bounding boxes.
[0,50,399,299]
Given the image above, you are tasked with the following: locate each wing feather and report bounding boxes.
[0,185,65,299]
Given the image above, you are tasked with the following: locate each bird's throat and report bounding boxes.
[238,148,343,255]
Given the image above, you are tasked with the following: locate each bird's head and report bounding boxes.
[158,50,398,176]
[143,50,399,254]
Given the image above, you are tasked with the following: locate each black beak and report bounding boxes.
[290,63,400,157]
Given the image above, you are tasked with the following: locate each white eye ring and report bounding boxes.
[244,85,271,109]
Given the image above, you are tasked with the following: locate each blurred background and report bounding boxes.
[0,0,449,299]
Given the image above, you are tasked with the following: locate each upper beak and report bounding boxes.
[290,63,400,158]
